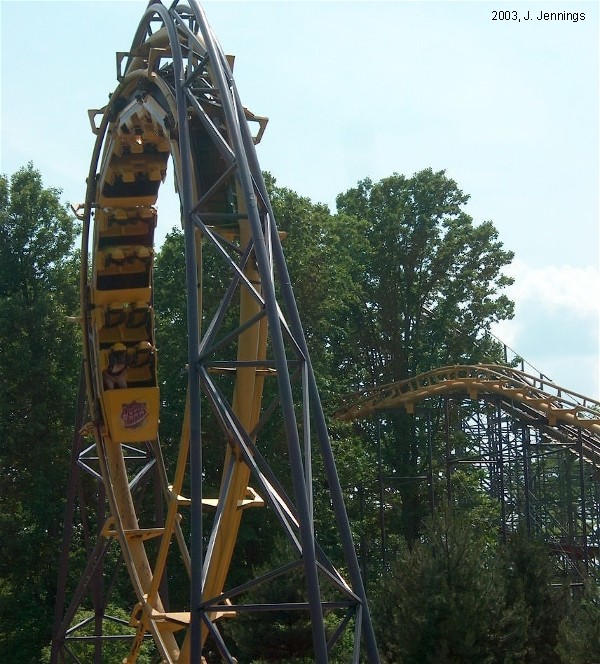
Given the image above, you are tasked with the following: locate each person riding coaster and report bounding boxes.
[103,342,128,390]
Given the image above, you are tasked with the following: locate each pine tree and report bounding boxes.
[373,507,524,664]
[556,570,600,663]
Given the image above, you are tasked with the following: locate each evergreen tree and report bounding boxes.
[501,531,571,663]
[373,507,525,664]
[556,570,600,664]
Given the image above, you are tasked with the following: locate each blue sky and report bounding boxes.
[1,1,598,398]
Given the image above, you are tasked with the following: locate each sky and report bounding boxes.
[1,0,598,398]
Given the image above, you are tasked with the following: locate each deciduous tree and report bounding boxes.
[0,164,80,661]
[336,169,514,382]
[335,169,515,544]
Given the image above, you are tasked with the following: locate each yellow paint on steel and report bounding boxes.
[81,91,182,657]
[80,21,272,661]
[202,215,269,606]
[124,397,193,663]
[337,364,600,444]
[178,214,268,661]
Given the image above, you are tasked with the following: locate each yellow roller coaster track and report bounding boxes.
[74,14,285,664]
[336,364,600,466]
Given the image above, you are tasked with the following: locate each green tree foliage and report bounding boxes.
[41,603,157,663]
[263,177,375,564]
[3,162,596,664]
[556,570,600,663]
[334,169,515,545]
[153,227,188,464]
[335,168,514,382]
[222,537,356,664]
[267,175,368,399]
[501,531,570,663]
[374,508,526,664]
[372,507,582,664]
[153,226,284,594]
[0,164,80,661]
[222,538,314,663]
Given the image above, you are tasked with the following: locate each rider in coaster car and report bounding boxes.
[103,342,128,390]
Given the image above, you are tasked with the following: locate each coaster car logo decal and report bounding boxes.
[121,400,148,429]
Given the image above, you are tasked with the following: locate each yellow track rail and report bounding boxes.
[78,9,269,662]
[337,364,600,463]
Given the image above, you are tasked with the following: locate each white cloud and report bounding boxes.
[492,260,600,398]
[505,259,599,318]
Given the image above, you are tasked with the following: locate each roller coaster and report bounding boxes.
[51,1,378,662]
[337,364,600,464]
[338,364,600,577]
[50,1,600,662]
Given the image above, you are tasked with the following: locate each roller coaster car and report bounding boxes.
[93,300,153,344]
[95,206,157,245]
[102,386,159,443]
[100,342,159,444]
[95,245,153,290]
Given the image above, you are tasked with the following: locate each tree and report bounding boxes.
[335,169,515,544]
[266,174,368,400]
[335,168,514,382]
[41,604,157,663]
[373,506,525,664]
[501,531,570,664]
[556,570,600,663]
[267,177,400,591]
[0,164,80,662]
[153,227,189,466]
[222,536,356,664]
